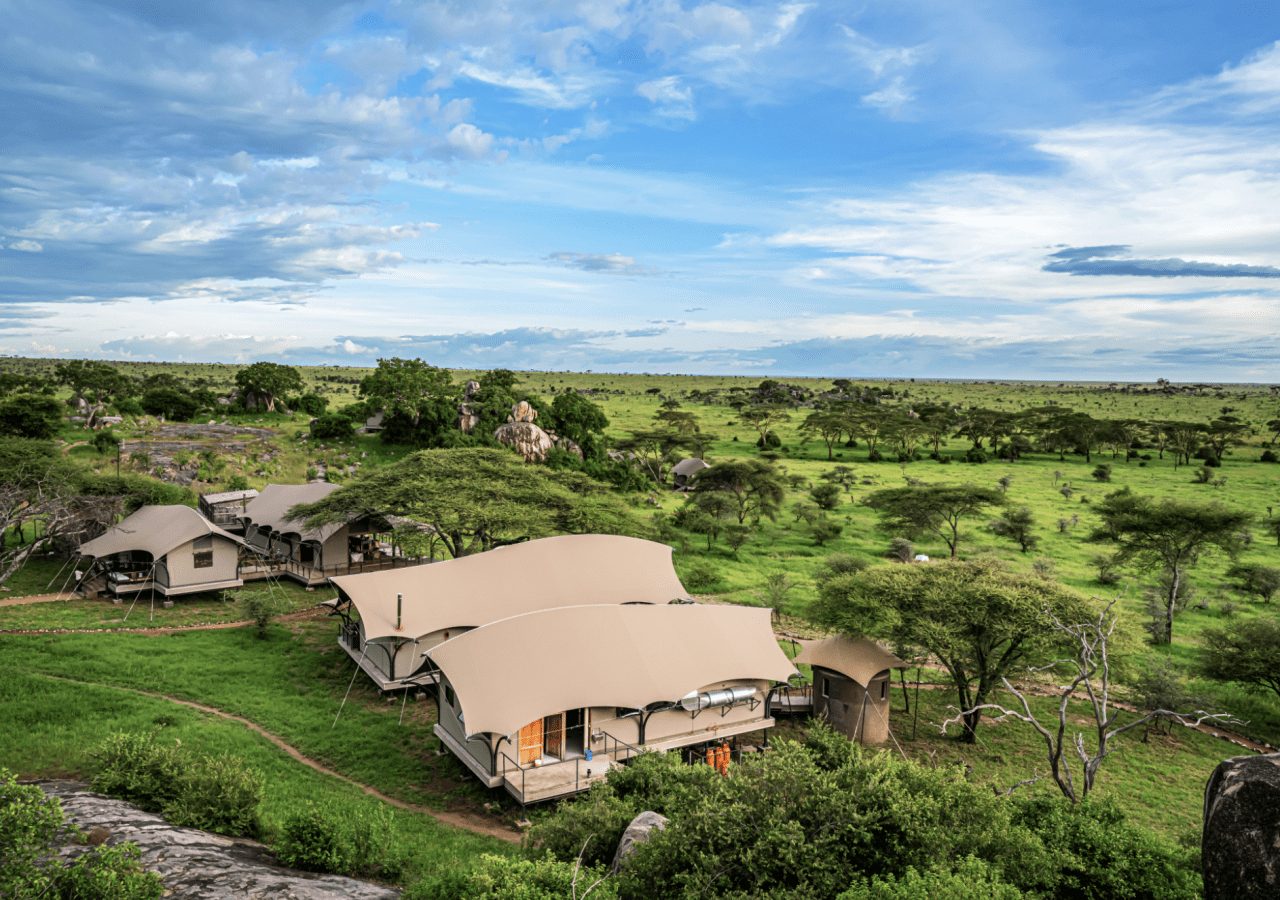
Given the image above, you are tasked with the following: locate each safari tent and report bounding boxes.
[77,505,244,598]
[430,603,796,803]
[197,488,258,532]
[327,534,690,690]
[240,483,412,585]
[670,456,709,489]
[795,636,905,745]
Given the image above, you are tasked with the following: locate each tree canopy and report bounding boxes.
[864,483,1005,558]
[1201,617,1280,700]
[1091,489,1251,643]
[692,459,787,525]
[234,362,303,412]
[810,558,1094,742]
[290,447,644,557]
[358,357,457,445]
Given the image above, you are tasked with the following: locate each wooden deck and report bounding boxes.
[502,754,616,804]
[337,634,438,692]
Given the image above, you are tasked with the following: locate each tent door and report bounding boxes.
[543,713,564,759]
[564,709,586,758]
[518,719,544,765]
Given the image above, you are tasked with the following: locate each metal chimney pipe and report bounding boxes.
[396,593,402,630]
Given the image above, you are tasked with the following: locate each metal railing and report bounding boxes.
[498,729,642,802]
[242,554,430,582]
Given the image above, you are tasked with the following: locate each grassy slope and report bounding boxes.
[0,668,507,883]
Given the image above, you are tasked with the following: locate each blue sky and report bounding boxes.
[2,1,1279,379]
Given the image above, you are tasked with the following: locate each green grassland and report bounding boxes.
[2,362,1278,881]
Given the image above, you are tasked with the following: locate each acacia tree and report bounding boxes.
[800,408,846,460]
[945,600,1232,801]
[290,448,641,557]
[737,403,791,447]
[1201,618,1280,700]
[864,483,1005,558]
[693,460,787,525]
[810,558,1093,742]
[1091,489,1251,644]
[235,362,303,413]
[989,506,1039,553]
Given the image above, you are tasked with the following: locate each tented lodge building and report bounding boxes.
[77,505,244,598]
[327,534,691,690]
[429,603,797,804]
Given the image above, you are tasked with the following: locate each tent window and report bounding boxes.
[820,677,830,699]
[193,534,214,569]
[879,680,888,701]
[444,685,455,708]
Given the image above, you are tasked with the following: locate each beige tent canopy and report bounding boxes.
[330,534,689,644]
[242,483,341,541]
[795,636,905,687]
[429,603,797,738]
[80,505,243,560]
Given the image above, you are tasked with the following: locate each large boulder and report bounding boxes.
[494,401,553,462]
[458,381,481,433]
[611,811,668,873]
[1203,752,1280,899]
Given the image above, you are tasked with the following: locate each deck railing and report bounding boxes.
[242,554,430,582]
[498,728,643,802]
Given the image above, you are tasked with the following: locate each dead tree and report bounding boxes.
[942,598,1234,803]
[0,474,119,588]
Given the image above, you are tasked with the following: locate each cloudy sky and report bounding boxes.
[2,1,1279,379]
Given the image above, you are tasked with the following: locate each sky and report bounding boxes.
[2,0,1279,380]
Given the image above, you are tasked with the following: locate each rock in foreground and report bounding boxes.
[41,781,398,900]
[1202,753,1280,899]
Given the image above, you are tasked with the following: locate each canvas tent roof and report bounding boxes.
[671,457,710,478]
[331,534,689,643]
[242,483,342,542]
[200,489,258,505]
[795,636,905,687]
[429,603,796,738]
[80,505,242,561]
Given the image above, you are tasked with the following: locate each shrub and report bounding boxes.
[755,430,781,450]
[140,387,200,421]
[310,413,355,440]
[678,559,722,593]
[91,429,120,454]
[809,482,842,510]
[91,732,262,838]
[840,856,1025,900]
[1261,449,1278,463]
[275,802,404,880]
[292,393,329,416]
[1091,464,1112,482]
[866,448,883,462]
[407,853,618,900]
[0,394,63,439]
[964,447,988,464]
[809,517,844,546]
[1,767,162,899]
[887,537,914,563]
[236,590,282,638]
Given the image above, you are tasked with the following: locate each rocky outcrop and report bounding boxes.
[611,810,668,873]
[1203,753,1280,899]
[493,401,553,462]
[41,781,399,900]
[458,381,481,434]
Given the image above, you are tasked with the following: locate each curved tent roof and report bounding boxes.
[331,534,689,644]
[429,603,796,738]
[242,483,342,542]
[671,457,710,478]
[80,505,242,561]
[795,636,905,687]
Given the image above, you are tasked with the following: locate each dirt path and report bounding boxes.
[31,672,521,845]
[0,592,76,608]
[0,606,329,635]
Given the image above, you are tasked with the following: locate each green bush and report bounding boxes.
[274,802,403,880]
[310,413,355,440]
[677,559,722,592]
[840,856,1026,899]
[1,767,162,899]
[91,731,262,838]
[407,853,618,900]
[527,725,1199,900]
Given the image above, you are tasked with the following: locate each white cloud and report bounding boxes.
[7,240,44,253]
[636,75,696,120]
[446,122,496,158]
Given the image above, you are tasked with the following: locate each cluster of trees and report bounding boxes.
[291,447,643,558]
[0,437,191,589]
[795,397,1261,467]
